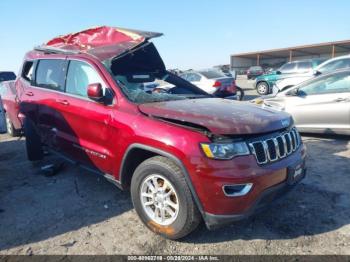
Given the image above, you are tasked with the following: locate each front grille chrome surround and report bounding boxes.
[249,127,301,165]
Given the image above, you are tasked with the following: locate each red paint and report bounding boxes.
[14,27,305,221]
[138,98,293,135]
[0,81,22,130]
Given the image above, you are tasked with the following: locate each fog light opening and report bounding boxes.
[223,183,253,197]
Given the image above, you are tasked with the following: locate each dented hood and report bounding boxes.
[41,26,163,60]
[138,98,293,135]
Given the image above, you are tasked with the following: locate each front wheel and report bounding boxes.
[131,156,201,239]
[256,82,269,95]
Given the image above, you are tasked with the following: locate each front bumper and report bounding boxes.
[203,166,306,229]
[184,142,307,229]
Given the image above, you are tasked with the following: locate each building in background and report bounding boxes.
[230,39,350,73]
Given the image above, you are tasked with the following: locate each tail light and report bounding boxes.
[213,81,222,88]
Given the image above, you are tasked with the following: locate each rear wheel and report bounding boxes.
[131,156,201,239]
[256,81,269,95]
[5,113,20,137]
[23,118,43,161]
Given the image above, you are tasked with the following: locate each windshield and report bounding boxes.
[112,71,209,103]
[198,70,225,79]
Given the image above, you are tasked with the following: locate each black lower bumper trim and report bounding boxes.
[204,169,306,230]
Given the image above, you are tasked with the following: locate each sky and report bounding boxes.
[0,0,349,73]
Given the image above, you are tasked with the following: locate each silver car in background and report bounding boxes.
[261,69,350,135]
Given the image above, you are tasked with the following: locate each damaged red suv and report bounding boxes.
[17,26,306,239]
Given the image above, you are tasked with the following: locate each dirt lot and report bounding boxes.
[0,81,349,255]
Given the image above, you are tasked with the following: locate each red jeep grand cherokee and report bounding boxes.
[18,27,306,239]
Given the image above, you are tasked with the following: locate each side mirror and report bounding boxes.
[87,83,104,102]
[313,70,321,76]
[276,70,282,75]
[287,88,299,96]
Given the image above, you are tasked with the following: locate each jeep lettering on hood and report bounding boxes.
[138,98,293,135]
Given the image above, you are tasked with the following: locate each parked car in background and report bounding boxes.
[260,69,350,135]
[220,68,236,80]
[180,69,244,100]
[0,81,22,136]
[247,66,264,80]
[0,96,7,134]
[314,54,350,75]
[255,59,325,95]
[0,71,16,82]
[17,26,306,239]
[274,55,350,92]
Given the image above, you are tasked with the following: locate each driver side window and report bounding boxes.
[299,72,350,95]
[66,60,105,98]
[319,59,350,73]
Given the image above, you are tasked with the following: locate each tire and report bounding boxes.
[23,118,43,161]
[235,86,245,101]
[5,113,20,137]
[131,156,201,239]
[256,81,269,95]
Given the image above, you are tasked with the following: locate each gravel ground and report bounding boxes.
[0,80,349,255]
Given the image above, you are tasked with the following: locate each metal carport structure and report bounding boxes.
[230,39,350,71]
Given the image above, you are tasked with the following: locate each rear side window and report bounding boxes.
[35,59,66,91]
[66,60,105,98]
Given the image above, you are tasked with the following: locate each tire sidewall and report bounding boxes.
[24,118,43,161]
[131,162,191,239]
[257,82,269,95]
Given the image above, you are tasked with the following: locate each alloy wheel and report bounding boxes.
[257,83,268,95]
[140,174,179,226]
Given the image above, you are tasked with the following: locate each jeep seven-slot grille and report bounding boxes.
[249,127,301,165]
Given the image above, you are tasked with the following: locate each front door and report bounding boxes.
[55,59,116,174]
[286,71,350,133]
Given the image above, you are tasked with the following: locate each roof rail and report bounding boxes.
[34,46,81,55]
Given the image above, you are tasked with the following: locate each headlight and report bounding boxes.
[200,141,250,160]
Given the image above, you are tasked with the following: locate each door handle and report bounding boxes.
[334,98,347,102]
[25,91,34,96]
[56,99,69,106]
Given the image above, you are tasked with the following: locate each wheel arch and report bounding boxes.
[255,80,270,89]
[119,143,205,216]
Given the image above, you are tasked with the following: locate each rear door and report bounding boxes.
[286,71,350,133]
[31,59,68,147]
[55,59,116,174]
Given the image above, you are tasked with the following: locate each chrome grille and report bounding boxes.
[249,127,301,165]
